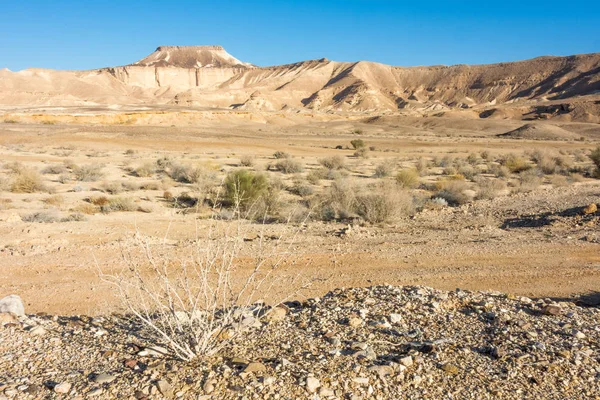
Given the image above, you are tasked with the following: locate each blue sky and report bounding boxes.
[1,0,599,71]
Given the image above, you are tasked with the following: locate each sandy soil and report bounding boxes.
[0,114,599,315]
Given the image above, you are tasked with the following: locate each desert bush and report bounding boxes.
[155,156,173,171]
[11,169,46,193]
[480,150,491,161]
[475,178,506,200]
[101,197,138,213]
[589,147,600,175]
[353,147,369,158]
[318,156,346,170]
[62,212,87,222]
[167,163,204,184]
[124,149,137,156]
[163,191,174,201]
[57,174,71,184]
[396,169,419,189]
[74,164,104,182]
[135,162,156,178]
[44,194,64,207]
[274,158,304,174]
[569,173,585,183]
[516,169,542,192]
[224,170,269,210]
[319,178,358,221]
[89,195,110,207]
[288,179,314,197]
[373,163,393,178]
[458,165,478,180]
[350,139,365,149]
[356,184,413,223]
[4,161,25,174]
[443,166,458,176]
[306,169,323,184]
[74,203,98,215]
[273,151,290,159]
[22,210,61,223]
[239,155,255,167]
[502,154,530,173]
[434,180,470,206]
[415,157,428,173]
[467,153,479,165]
[490,164,510,178]
[41,164,68,175]
[436,155,454,168]
[0,176,10,192]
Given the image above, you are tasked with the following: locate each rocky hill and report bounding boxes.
[1,285,598,399]
[0,47,599,120]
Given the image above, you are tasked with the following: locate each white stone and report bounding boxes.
[306,377,320,393]
[0,295,25,316]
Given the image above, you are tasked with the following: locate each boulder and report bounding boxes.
[0,295,24,316]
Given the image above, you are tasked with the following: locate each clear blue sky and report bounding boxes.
[1,0,599,71]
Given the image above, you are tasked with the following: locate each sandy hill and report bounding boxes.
[0,47,599,120]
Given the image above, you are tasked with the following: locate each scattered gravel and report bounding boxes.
[1,285,599,399]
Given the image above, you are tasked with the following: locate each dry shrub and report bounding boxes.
[434,180,470,206]
[319,178,358,221]
[288,179,314,197]
[480,150,492,161]
[306,169,323,184]
[239,155,255,167]
[467,153,479,165]
[589,147,600,176]
[167,163,204,184]
[41,164,68,174]
[273,151,290,159]
[74,203,98,215]
[135,162,156,178]
[274,158,304,174]
[89,195,110,206]
[458,165,478,180]
[4,161,25,174]
[318,156,346,170]
[516,169,542,192]
[74,164,104,182]
[356,184,413,223]
[353,147,369,158]
[44,194,64,207]
[22,210,61,223]
[0,176,10,192]
[101,197,138,213]
[350,139,365,149]
[502,153,530,173]
[475,178,506,200]
[11,169,47,193]
[490,164,510,178]
[396,169,419,189]
[373,163,393,178]
[163,191,174,201]
[98,218,314,361]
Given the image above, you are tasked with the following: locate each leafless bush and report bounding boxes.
[353,147,369,159]
[373,163,393,178]
[99,218,314,361]
[356,183,413,223]
[273,151,290,159]
[515,169,542,192]
[167,163,204,184]
[42,164,68,174]
[550,175,569,187]
[274,158,304,174]
[489,164,511,178]
[319,178,358,221]
[101,197,138,213]
[239,155,255,167]
[135,162,156,178]
[434,180,470,206]
[475,178,506,200]
[44,194,64,207]
[22,210,61,223]
[74,164,105,182]
[318,156,346,170]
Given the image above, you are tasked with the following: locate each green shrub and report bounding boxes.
[589,147,600,175]
[502,154,530,173]
[350,139,365,149]
[224,170,269,209]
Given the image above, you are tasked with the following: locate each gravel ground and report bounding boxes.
[1,285,599,399]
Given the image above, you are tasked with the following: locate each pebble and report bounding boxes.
[29,325,46,336]
[94,372,116,384]
[306,377,320,393]
[54,382,71,394]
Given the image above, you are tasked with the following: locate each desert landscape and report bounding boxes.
[1,44,599,399]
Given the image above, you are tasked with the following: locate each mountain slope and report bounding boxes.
[0,47,599,120]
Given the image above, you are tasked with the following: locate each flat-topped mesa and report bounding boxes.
[131,45,254,69]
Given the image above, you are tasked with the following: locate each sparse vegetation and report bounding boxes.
[74,164,105,182]
[239,155,255,167]
[319,155,346,170]
[224,169,269,210]
[11,168,47,193]
[395,169,419,189]
[350,139,365,149]
[373,163,393,178]
[274,158,304,174]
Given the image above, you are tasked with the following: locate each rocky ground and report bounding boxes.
[1,285,599,399]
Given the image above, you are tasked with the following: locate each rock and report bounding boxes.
[306,377,320,393]
[29,325,46,336]
[267,306,287,322]
[203,380,215,394]
[390,313,402,324]
[54,382,71,394]
[156,380,173,398]
[583,203,597,215]
[0,295,24,316]
[440,363,459,375]
[399,355,413,367]
[94,372,116,384]
[352,377,369,385]
[542,305,562,315]
[369,365,393,378]
[572,330,586,339]
[348,317,363,328]
[244,362,266,373]
[140,346,169,357]
[319,387,335,397]
[88,387,103,397]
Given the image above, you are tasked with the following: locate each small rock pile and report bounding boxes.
[0,286,599,399]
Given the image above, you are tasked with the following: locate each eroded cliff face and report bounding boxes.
[1,46,599,121]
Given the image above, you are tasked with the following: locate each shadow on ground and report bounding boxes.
[501,205,596,229]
